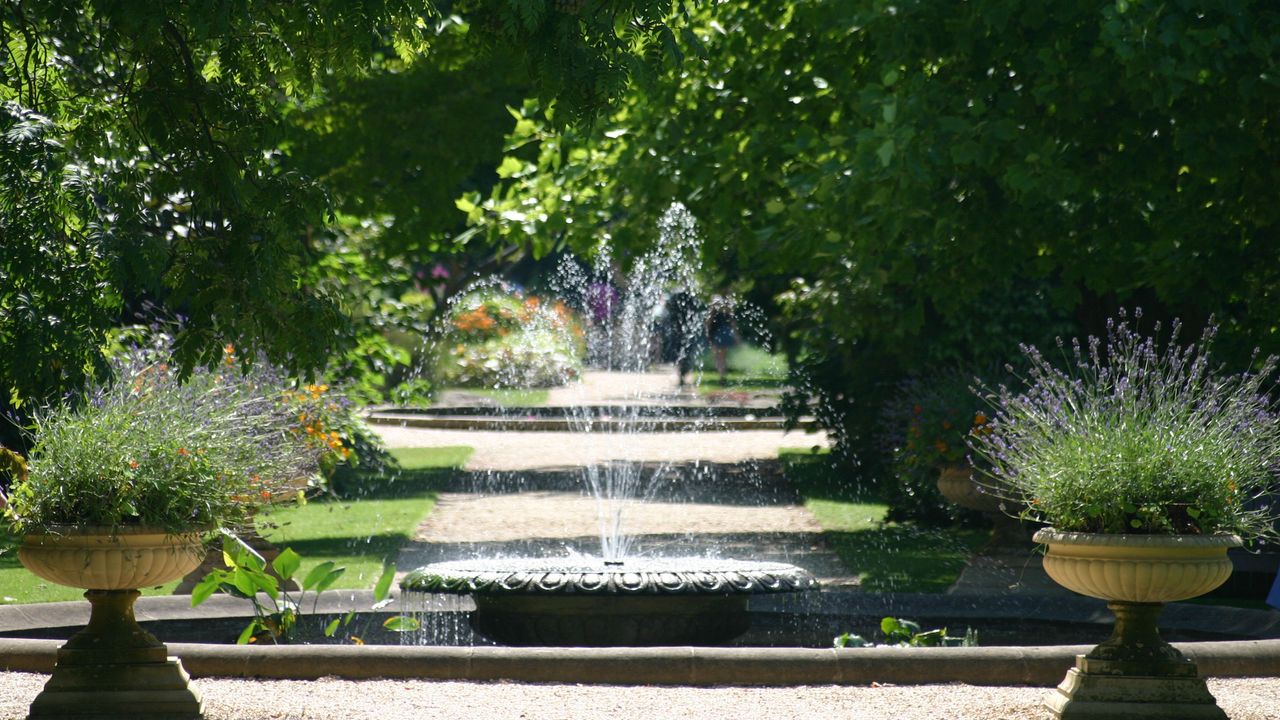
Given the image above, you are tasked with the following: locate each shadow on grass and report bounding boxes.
[262,533,410,563]
[780,447,992,593]
[781,448,873,504]
[329,466,458,500]
[697,376,790,391]
[823,526,991,593]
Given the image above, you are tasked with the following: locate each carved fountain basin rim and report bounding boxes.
[400,558,820,595]
[1032,529,1243,549]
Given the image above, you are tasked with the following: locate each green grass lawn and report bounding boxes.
[783,448,990,593]
[255,446,471,590]
[696,344,790,392]
[0,446,471,604]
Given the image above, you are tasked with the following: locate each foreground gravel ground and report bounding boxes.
[1,675,1278,719]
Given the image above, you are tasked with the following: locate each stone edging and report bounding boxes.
[3,637,1279,687]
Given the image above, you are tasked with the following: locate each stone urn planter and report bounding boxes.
[1033,528,1239,720]
[936,465,1003,514]
[19,527,207,719]
[935,465,1028,544]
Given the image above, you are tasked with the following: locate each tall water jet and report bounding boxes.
[400,203,818,646]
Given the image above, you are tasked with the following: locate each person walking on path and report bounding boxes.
[664,288,705,387]
[706,292,737,384]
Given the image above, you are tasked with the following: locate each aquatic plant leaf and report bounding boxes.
[273,548,302,582]
[302,561,337,591]
[384,616,422,632]
[313,567,346,595]
[189,572,223,607]
[373,563,396,602]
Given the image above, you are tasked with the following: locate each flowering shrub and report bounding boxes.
[224,343,391,492]
[880,371,993,525]
[971,311,1280,538]
[439,289,584,388]
[4,344,319,535]
[890,376,990,472]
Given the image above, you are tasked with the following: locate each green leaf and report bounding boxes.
[833,632,868,648]
[190,573,223,607]
[236,622,258,645]
[383,616,422,632]
[324,618,342,637]
[880,616,901,635]
[374,563,397,603]
[876,139,895,167]
[496,156,525,179]
[229,569,259,599]
[249,569,280,600]
[302,561,337,591]
[223,535,265,572]
[272,548,302,582]
[313,567,347,595]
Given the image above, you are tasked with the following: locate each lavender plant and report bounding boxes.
[970,311,1280,539]
[5,342,321,536]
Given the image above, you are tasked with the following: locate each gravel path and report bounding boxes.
[2,674,1277,719]
[373,368,825,471]
[415,491,824,542]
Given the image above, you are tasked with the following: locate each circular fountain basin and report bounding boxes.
[401,558,818,646]
[367,405,818,432]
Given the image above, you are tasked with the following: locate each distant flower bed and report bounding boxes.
[879,369,997,525]
[439,289,584,388]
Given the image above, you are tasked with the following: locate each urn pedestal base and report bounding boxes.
[28,590,202,720]
[1048,663,1226,720]
[1045,602,1224,720]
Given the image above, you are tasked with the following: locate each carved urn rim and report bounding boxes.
[1033,528,1243,549]
[401,558,819,596]
[21,524,210,540]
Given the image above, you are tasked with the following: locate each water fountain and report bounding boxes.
[398,204,819,645]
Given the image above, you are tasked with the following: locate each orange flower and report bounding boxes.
[934,440,948,453]
[177,447,189,456]
[128,460,139,469]
[973,412,987,425]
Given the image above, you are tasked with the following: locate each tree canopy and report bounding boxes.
[463,0,1280,465]
[1,0,683,413]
